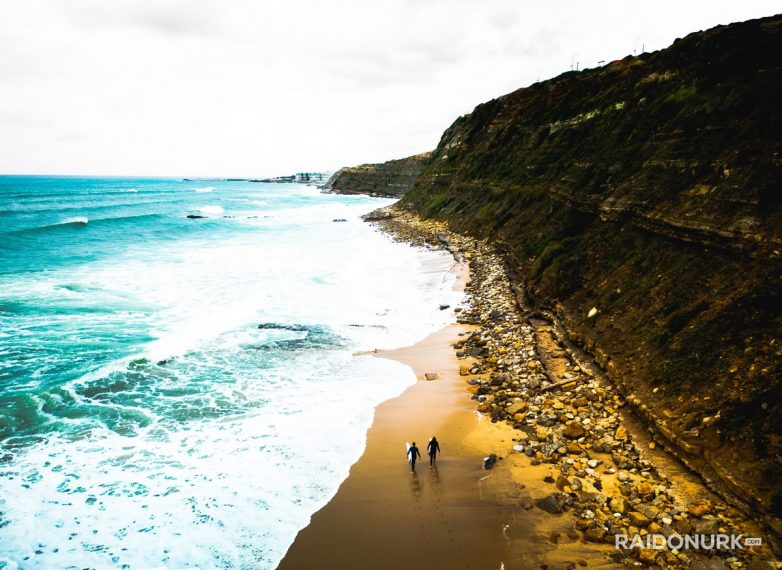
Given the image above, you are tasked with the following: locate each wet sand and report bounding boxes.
[277,320,623,569]
[276,247,623,570]
[276,323,520,570]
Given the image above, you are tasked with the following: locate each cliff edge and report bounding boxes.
[326,152,431,197]
[399,16,781,531]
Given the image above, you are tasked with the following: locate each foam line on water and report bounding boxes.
[0,354,417,569]
[0,181,464,568]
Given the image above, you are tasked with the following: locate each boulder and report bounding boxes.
[535,494,564,514]
[583,526,606,542]
[634,481,655,500]
[627,511,651,527]
[506,400,527,415]
[688,499,713,518]
[610,497,628,515]
[563,421,586,439]
[636,549,658,564]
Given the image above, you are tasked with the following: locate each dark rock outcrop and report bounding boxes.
[326,152,431,198]
[397,15,781,527]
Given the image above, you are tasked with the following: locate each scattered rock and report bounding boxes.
[636,548,658,564]
[634,481,655,500]
[535,494,563,514]
[583,526,606,542]
[628,511,651,527]
[610,497,628,515]
[563,422,586,439]
[483,454,498,469]
[506,401,527,415]
[688,498,713,518]
[373,208,760,569]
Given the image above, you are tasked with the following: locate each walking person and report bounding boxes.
[407,441,421,471]
[427,436,441,466]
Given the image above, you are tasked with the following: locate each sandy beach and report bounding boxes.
[276,210,779,569]
[277,257,619,569]
[277,255,519,569]
[277,321,518,570]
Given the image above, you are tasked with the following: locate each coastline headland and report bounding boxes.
[284,14,782,568]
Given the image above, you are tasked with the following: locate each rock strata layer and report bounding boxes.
[325,152,431,197]
[397,15,782,536]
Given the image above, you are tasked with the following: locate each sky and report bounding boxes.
[0,1,779,177]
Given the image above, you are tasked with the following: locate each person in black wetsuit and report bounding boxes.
[407,442,422,471]
[427,436,441,466]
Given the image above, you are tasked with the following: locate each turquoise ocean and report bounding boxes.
[0,176,461,568]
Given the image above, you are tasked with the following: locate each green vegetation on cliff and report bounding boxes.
[400,16,782,526]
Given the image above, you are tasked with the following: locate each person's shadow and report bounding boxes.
[410,470,423,499]
[429,464,441,501]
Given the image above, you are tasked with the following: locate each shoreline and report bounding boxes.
[277,321,520,569]
[277,207,778,569]
[277,256,518,569]
[277,232,614,569]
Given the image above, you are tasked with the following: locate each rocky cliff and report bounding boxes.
[398,16,782,531]
[326,152,431,197]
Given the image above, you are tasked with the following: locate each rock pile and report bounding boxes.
[370,205,776,569]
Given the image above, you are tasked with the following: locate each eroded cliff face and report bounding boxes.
[401,16,782,527]
[326,152,431,198]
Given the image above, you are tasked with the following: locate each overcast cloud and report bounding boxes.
[0,0,779,177]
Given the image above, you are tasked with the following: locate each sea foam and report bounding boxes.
[0,179,462,569]
[197,205,224,215]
